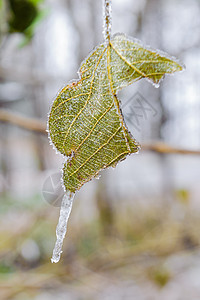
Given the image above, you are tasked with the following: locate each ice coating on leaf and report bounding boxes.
[51,192,74,263]
[48,34,183,194]
[110,34,184,90]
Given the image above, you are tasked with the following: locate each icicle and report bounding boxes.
[51,191,75,263]
[103,0,112,43]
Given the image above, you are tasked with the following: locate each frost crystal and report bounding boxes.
[51,191,74,263]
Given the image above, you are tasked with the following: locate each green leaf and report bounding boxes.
[48,34,184,193]
[8,0,38,33]
[18,8,49,47]
[29,0,44,4]
[7,0,46,43]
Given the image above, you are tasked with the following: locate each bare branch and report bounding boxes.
[0,109,46,134]
[142,142,200,155]
[103,0,112,42]
[0,109,200,155]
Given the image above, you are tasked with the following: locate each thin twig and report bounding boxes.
[0,109,200,155]
[0,109,46,134]
[141,143,200,155]
[103,0,112,42]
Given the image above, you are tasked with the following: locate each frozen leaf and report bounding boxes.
[48,33,183,194]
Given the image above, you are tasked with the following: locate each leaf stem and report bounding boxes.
[103,0,112,43]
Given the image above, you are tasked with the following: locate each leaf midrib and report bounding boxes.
[110,41,147,78]
[107,43,131,153]
[62,47,107,151]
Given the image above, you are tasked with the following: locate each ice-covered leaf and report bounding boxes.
[48,33,183,194]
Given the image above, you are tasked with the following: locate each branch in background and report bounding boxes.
[0,109,46,134]
[142,143,200,155]
[0,108,200,155]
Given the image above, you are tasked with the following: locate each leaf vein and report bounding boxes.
[62,48,107,149]
[68,126,122,178]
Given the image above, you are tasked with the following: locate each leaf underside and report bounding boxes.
[48,34,183,193]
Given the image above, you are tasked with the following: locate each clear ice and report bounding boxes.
[51,191,75,263]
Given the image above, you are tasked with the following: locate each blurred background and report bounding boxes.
[0,0,200,299]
